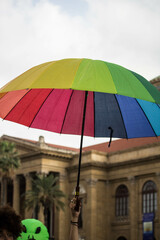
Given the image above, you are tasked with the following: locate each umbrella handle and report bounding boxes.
[74,186,80,212]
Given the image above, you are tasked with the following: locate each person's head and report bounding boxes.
[0,205,23,240]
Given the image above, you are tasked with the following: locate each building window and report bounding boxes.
[115,185,129,216]
[142,180,157,214]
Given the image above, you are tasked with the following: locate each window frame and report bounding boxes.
[142,180,157,214]
[115,184,129,217]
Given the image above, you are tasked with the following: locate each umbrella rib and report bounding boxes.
[28,89,54,128]
[3,89,31,120]
[135,99,158,137]
[114,94,128,139]
[59,90,74,133]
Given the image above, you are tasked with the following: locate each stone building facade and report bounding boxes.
[0,76,160,240]
[0,135,160,240]
[150,75,160,91]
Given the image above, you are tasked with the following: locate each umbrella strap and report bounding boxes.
[108,127,113,147]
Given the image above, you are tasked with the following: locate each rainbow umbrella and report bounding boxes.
[0,58,160,203]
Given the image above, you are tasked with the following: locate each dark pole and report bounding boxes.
[75,91,88,211]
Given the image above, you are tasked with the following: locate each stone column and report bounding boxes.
[128,176,137,240]
[56,172,68,240]
[86,178,98,240]
[38,205,45,223]
[0,177,7,205]
[37,172,48,224]
[105,180,111,240]
[13,175,20,213]
[25,173,33,218]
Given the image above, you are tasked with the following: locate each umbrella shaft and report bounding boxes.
[76,91,88,193]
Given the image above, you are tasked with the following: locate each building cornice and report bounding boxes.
[20,150,73,161]
[67,153,160,173]
[1,134,76,156]
[107,153,160,169]
[67,161,108,172]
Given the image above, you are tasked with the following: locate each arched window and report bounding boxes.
[142,180,157,213]
[117,237,127,240]
[115,185,129,216]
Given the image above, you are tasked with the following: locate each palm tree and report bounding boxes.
[25,173,66,227]
[0,141,20,205]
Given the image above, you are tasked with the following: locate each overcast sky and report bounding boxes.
[0,0,160,147]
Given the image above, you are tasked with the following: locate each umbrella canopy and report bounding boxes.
[0,58,160,139]
[0,58,160,203]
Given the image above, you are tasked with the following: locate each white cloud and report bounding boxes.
[85,0,160,75]
[0,0,159,146]
[0,0,160,83]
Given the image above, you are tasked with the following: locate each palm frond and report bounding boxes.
[24,173,66,213]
